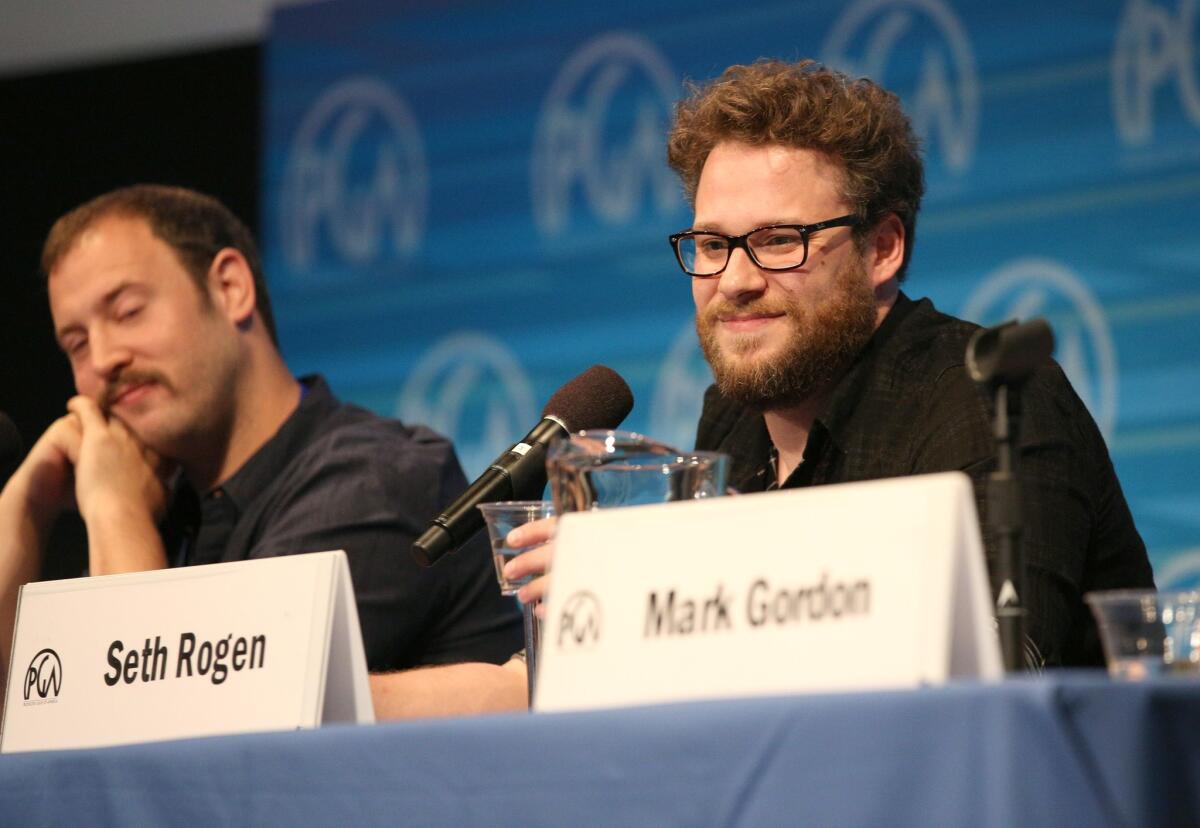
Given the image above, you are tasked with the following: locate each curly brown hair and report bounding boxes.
[667,59,924,281]
[42,184,278,345]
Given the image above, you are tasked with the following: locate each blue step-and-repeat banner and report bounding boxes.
[263,0,1200,585]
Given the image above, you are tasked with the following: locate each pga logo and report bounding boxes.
[961,257,1119,441]
[556,591,602,650]
[822,0,980,174]
[280,77,428,278]
[1112,0,1200,146]
[24,648,62,703]
[531,32,682,237]
[396,333,536,480]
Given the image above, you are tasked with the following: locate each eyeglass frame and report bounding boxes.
[668,214,861,277]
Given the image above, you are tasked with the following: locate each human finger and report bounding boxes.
[517,574,551,608]
[506,516,557,549]
[43,412,83,463]
[503,541,553,581]
[66,396,108,433]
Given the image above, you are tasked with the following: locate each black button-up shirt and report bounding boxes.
[696,292,1154,667]
[162,376,522,672]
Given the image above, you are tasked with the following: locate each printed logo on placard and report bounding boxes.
[557,591,602,649]
[1112,0,1200,146]
[822,0,980,173]
[281,77,428,278]
[961,257,1119,440]
[649,319,713,452]
[24,648,62,705]
[532,32,682,237]
[396,333,536,479]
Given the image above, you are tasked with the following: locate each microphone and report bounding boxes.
[0,412,24,485]
[411,365,634,567]
[965,318,1055,386]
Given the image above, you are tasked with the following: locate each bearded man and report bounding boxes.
[507,59,1154,669]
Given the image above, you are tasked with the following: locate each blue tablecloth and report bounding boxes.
[1,674,1197,826]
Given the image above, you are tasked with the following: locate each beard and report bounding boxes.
[696,254,878,411]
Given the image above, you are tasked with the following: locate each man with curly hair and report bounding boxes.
[509,59,1153,669]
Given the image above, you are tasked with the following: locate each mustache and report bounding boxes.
[98,370,168,414]
[700,301,793,324]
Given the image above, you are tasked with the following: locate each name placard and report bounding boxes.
[535,472,1001,713]
[1,550,373,753]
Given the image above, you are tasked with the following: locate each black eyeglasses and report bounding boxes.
[668,214,861,277]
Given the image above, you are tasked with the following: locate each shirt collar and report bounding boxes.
[186,374,335,512]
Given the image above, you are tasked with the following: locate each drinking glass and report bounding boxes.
[478,500,555,706]
[1085,589,1200,680]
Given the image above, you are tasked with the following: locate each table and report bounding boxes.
[1,674,1196,826]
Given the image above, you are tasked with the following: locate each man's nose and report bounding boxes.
[717,247,768,301]
[87,329,132,379]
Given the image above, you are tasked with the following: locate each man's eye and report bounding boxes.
[116,305,143,322]
[697,237,729,254]
[761,233,801,248]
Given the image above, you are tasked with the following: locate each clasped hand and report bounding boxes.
[15,396,170,526]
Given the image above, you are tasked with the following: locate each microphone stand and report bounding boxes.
[988,381,1026,673]
[966,318,1055,673]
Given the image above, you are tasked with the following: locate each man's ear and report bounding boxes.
[206,248,256,327]
[865,213,905,290]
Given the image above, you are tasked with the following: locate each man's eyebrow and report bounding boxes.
[690,219,804,234]
[55,281,141,343]
[100,281,141,306]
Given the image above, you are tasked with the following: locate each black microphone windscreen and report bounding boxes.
[542,365,633,432]
[966,318,1055,386]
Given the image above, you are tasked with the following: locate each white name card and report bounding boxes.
[1,550,373,753]
[536,472,1001,713]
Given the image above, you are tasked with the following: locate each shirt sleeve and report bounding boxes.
[911,361,1154,667]
[242,424,523,672]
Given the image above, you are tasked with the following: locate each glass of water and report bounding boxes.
[478,500,555,707]
[478,500,556,595]
[1085,589,1200,680]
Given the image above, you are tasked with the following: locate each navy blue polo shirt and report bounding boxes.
[162,375,522,672]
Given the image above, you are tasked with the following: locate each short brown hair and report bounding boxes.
[42,184,279,344]
[667,59,925,281]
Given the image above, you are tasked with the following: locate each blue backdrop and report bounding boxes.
[262,0,1200,587]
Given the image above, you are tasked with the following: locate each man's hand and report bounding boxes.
[0,410,87,684]
[56,397,169,575]
[502,516,557,617]
[66,397,168,526]
[8,412,83,525]
[0,398,171,696]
